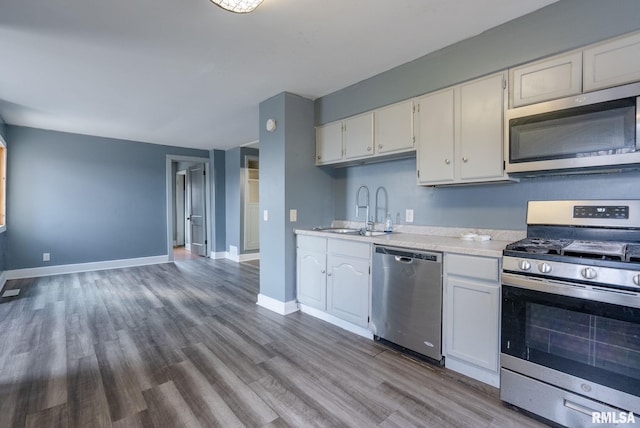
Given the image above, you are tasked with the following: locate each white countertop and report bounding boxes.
[295,225,524,258]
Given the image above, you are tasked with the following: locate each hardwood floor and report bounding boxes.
[0,258,548,427]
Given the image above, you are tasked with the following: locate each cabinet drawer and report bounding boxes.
[297,235,326,253]
[327,239,370,259]
[446,254,499,282]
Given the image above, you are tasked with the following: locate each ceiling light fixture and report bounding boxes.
[209,0,264,13]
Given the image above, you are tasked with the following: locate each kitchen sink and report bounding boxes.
[313,227,388,237]
[313,227,360,234]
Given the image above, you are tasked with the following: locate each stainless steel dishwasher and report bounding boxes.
[371,245,443,363]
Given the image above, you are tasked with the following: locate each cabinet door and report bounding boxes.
[510,51,582,107]
[458,72,505,181]
[315,121,343,165]
[344,113,374,160]
[584,31,640,92]
[375,100,414,155]
[445,276,499,371]
[326,255,370,327]
[416,88,455,184]
[297,249,327,310]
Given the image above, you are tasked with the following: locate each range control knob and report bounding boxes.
[634,274,640,286]
[581,267,597,280]
[518,260,532,271]
[538,262,552,274]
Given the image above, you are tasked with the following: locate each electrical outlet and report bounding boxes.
[405,209,414,223]
[290,209,297,222]
[43,252,50,262]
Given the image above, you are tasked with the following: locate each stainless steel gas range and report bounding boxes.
[500,200,640,427]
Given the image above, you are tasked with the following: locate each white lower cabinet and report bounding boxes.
[326,254,370,327]
[296,235,371,331]
[443,253,501,387]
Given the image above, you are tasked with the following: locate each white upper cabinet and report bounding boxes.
[374,100,415,155]
[583,31,640,92]
[416,72,508,186]
[315,121,343,165]
[344,112,375,160]
[510,51,582,108]
[416,88,455,184]
[458,73,506,181]
[315,101,415,166]
[509,31,640,108]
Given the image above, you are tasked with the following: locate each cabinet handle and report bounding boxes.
[462,157,468,163]
[444,158,450,165]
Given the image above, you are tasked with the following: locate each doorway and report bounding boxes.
[166,156,211,262]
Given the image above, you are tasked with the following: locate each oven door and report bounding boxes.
[501,272,640,413]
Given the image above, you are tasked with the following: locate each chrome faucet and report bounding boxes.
[355,185,373,231]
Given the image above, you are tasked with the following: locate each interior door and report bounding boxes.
[189,164,207,256]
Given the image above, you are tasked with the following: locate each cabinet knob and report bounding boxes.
[378,144,383,149]
[321,270,326,274]
[367,147,372,152]
[327,272,332,276]
[317,155,321,160]
[444,158,450,165]
[462,157,468,163]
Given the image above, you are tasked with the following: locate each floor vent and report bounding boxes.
[2,289,20,298]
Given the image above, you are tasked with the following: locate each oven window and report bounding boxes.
[502,285,640,396]
[527,303,640,381]
[509,98,637,163]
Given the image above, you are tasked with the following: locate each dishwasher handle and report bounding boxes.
[374,245,441,262]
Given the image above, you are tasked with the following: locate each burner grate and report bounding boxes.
[561,241,627,261]
[505,238,571,255]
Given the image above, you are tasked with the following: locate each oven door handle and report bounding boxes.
[564,399,599,417]
[502,272,640,309]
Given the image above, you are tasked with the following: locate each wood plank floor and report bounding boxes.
[0,258,548,427]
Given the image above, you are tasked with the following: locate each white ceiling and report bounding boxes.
[0,0,559,150]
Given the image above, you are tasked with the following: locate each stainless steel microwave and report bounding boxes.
[505,81,640,174]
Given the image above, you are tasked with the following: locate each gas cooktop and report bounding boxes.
[505,237,640,263]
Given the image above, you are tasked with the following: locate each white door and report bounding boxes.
[189,164,207,256]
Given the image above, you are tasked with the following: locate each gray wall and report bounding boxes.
[317,0,640,125]
[210,149,226,254]
[335,159,640,230]
[6,125,207,270]
[319,0,640,231]
[259,93,334,303]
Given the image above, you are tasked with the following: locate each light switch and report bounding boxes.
[263,210,268,221]
[405,209,414,223]
[290,209,297,222]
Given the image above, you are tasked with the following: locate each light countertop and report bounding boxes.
[295,223,526,258]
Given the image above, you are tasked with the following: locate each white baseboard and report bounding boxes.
[299,304,374,340]
[210,251,228,259]
[444,356,500,388]
[226,252,260,263]
[5,255,170,280]
[256,293,299,315]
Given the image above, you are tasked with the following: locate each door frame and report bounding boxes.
[166,155,211,262]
